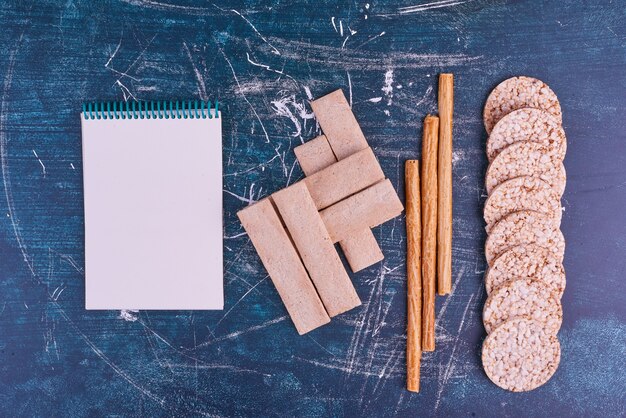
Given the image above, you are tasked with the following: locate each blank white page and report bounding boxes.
[81,113,223,310]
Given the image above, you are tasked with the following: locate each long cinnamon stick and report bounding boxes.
[405,160,422,393]
[437,74,453,295]
[421,115,438,351]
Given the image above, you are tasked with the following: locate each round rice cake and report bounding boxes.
[484,177,562,233]
[485,210,565,266]
[485,141,567,196]
[485,244,566,297]
[483,76,562,134]
[486,108,566,162]
[482,318,561,392]
[483,277,563,334]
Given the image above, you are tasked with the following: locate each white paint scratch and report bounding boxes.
[224,231,247,240]
[434,292,475,413]
[379,0,471,16]
[347,72,353,106]
[368,97,383,103]
[115,80,138,102]
[182,41,208,101]
[122,0,214,14]
[295,357,395,378]
[119,309,139,322]
[110,33,156,86]
[59,253,84,274]
[223,183,262,205]
[342,35,351,49]
[228,8,280,55]
[246,52,292,80]
[195,316,289,348]
[216,44,270,144]
[105,31,123,68]
[270,94,315,138]
[1,34,36,279]
[223,154,280,178]
[303,86,313,100]
[382,69,394,105]
[355,31,386,49]
[212,276,268,331]
[415,84,434,108]
[55,303,166,406]
[32,150,46,177]
[452,149,466,167]
[51,286,65,301]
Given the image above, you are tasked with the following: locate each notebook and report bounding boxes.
[81,101,223,310]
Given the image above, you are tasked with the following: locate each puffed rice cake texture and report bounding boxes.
[486,108,566,163]
[485,141,566,196]
[484,176,562,233]
[483,277,563,335]
[485,244,566,297]
[485,210,565,266]
[482,318,561,392]
[483,77,562,134]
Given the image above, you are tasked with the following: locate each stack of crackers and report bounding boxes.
[238,90,403,335]
[480,77,567,392]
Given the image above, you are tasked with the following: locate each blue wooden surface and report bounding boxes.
[1,1,625,416]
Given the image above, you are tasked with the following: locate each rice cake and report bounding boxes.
[483,77,562,134]
[483,278,563,335]
[485,210,565,266]
[485,141,566,196]
[482,318,561,392]
[484,177,562,232]
[487,108,566,162]
[486,244,566,297]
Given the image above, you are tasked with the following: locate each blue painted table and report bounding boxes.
[1,1,625,416]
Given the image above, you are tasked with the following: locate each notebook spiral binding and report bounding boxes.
[82,100,219,120]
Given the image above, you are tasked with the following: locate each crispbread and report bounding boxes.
[486,108,566,163]
[483,77,562,134]
[485,244,566,297]
[482,318,561,392]
[483,278,562,334]
[485,210,565,266]
[486,141,566,196]
[484,177,562,232]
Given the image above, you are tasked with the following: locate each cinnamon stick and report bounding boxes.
[405,160,422,393]
[421,115,438,351]
[437,74,453,295]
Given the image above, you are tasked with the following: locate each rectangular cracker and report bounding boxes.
[305,147,384,210]
[293,135,337,176]
[272,182,361,316]
[294,137,383,272]
[340,230,384,272]
[320,179,404,243]
[237,199,330,334]
[310,89,368,160]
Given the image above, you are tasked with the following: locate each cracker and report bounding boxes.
[485,244,566,297]
[486,142,566,196]
[484,177,562,232]
[483,77,562,134]
[486,108,566,162]
[483,278,562,334]
[482,318,561,392]
[485,210,565,266]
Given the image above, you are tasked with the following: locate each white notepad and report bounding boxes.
[81,101,223,310]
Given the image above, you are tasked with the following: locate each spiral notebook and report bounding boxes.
[81,101,223,310]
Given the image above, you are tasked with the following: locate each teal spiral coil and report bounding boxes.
[82,100,219,120]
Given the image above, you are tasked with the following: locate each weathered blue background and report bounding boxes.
[0,0,625,416]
